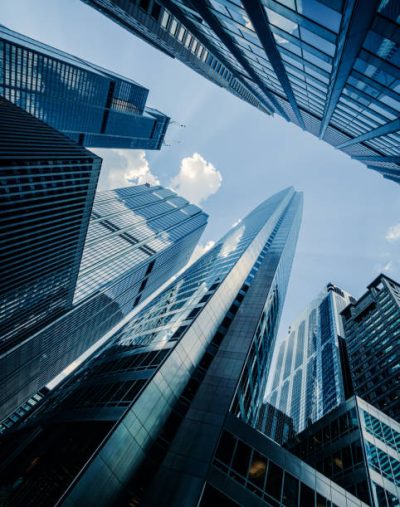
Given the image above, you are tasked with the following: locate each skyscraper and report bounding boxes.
[265,283,355,433]
[0,96,101,354]
[0,187,303,506]
[0,24,169,150]
[287,396,400,506]
[341,274,400,424]
[82,0,400,183]
[0,183,207,423]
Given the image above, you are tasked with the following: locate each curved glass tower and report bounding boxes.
[0,183,207,424]
[0,187,302,506]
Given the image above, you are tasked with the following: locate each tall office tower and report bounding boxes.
[0,25,169,150]
[82,0,400,183]
[287,396,400,507]
[0,188,304,506]
[257,401,295,445]
[265,283,354,434]
[0,184,207,423]
[0,97,100,354]
[341,274,400,424]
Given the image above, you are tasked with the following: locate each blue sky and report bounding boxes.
[2,0,399,337]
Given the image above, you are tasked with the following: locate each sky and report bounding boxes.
[2,0,400,340]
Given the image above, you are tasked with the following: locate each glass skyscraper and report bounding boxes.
[0,96,101,355]
[0,187,304,506]
[287,396,400,507]
[265,283,354,433]
[0,24,169,150]
[82,0,400,183]
[0,183,207,423]
[341,274,400,424]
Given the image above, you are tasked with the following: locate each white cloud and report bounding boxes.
[169,153,222,205]
[383,261,393,272]
[385,223,400,242]
[93,149,160,191]
[189,240,215,265]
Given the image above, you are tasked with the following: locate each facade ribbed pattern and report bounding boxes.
[0,96,100,353]
[266,285,353,432]
[0,183,207,423]
[82,0,400,182]
[342,274,400,424]
[0,24,169,150]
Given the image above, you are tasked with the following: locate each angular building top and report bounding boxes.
[0,188,302,506]
[0,24,170,149]
[341,273,400,423]
[0,183,207,423]
[82,0,400,182]
[0,97,101,353]
[266,283,355,432]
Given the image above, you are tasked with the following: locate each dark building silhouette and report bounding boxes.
[341,274,400,424]
[0,96,100,354]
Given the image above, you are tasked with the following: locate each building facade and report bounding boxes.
[0,24,169,150]
[82,0,400,183]
[0,187,302,506]
[204,413,367,507]
[341,274,400,424]
[0,183,207,423]
[0,97,101,354]
[265,283,355,433]
[257,401,295,446]
[287,396,400,507]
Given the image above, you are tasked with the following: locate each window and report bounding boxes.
[265,462,283,500]
[160,11,169,29]
[169,19,178,36]
[248,451,267,489]
[232,440,251,476]
[199,484,239,506]
[177,26,185,42]
[282,472,299,506]
[185,34,192,48]
[300,483,315,506]
[215,431,236,466]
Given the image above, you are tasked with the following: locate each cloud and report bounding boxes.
[169,153,222,205]
[92,150,222,206]
[383,261,393,272]
[189,240,215,265]
[93,149,160,191]
[385,223,400,242]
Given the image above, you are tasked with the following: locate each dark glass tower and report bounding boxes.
[0,96,101,355]
[0,187,305,506]
[0,24,169,150]
[82,0,400,182]
[287,396,400,506]
[265,283,355,433]
[341,274,400,424]
[0,184,207,423]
